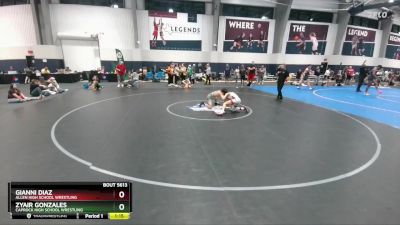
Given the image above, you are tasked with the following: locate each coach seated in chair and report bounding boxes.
[41,66,51,75]
[65,67,72,74]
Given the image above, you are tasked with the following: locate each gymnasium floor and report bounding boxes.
[0,82,400,225]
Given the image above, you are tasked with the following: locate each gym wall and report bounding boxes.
[0,5,37,48]
[1,3,400,73]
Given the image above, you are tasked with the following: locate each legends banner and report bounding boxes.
[223,19,269,53]
[286,23,329,55]
[149,11,201,51]
[386,33,400,60]
[341,26,376,57]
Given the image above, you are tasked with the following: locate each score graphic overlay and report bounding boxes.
[8,182,132,220]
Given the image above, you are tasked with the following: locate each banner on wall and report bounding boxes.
[286,23,329,55]
[149,11,201,51]
[223,19,269,53]
[385,33,400,60]
[341,26,376,57]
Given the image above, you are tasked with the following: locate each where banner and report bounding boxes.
[223,19,269,53]
[286,23,329,55]
[341,26,376,57]
[149,11,201,51]
[386,33,400,60]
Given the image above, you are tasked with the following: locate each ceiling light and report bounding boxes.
[168,8,174,13]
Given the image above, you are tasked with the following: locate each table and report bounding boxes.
[0,73,81,84]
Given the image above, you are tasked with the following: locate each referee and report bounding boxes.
[276,64,289,100]
[356,60,367,92]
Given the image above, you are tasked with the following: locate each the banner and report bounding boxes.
[341,26,376,57]
[223,19,269,53]
[149,11,201,51]
[115,49,124,64]
[386,33,400,60]
[286,23,329,55]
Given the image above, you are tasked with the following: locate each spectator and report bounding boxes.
[188,65,195,84]
[39,77,57,95]
[345,66,355,85]
[314,66,321,86]
[247,64,256,86]
[257,65,266,85]
[30,79,44,97]
[205,63,211,85]
[65,67,72,74]
[197,62,202,73]
[24,67,33,84]
[8,66,17,75]
[224,64,231,81]
[322,68,331,86]
[115,62,126,88]
[239,64,246,87]
[180,63,187,82]
[320,58,328,74]
[174,63,180,84]
[41,66,50,74]
[47,77,68,93]
[234,66,240,85]
[8,84,41,103]
[127,70,140,88]
[335,63,344,86]
[296,68,302,82]
[166,63,175,86]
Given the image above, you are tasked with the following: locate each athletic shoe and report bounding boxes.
[64,89,69,92]
[117,84,121,88]
[199,102,205,107]
[365,93,370,96]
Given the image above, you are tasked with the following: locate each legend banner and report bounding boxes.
[8,182,132,220]
[386,33,400,60]
[341,26,376,57]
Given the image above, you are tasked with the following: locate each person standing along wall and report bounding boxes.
[166,63,174,85]
[247,64,256,86]
[345,66,355,85]
[257,65,266,85]
[115,62,126,88]
[205,63,212,85]
[276,64,290,100]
